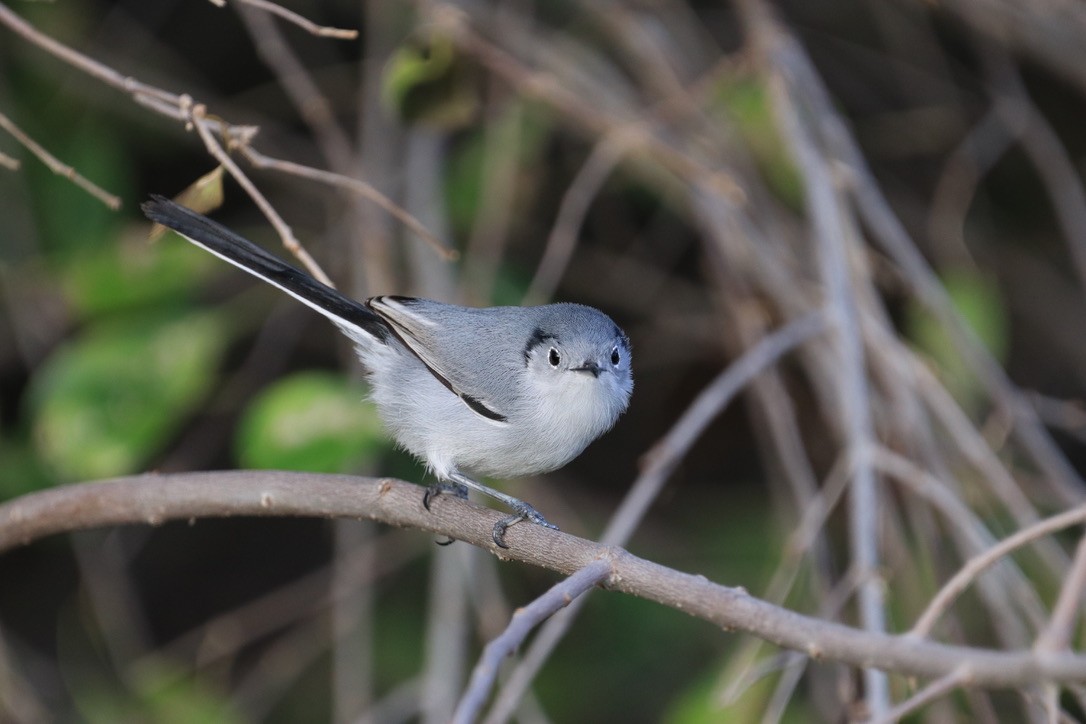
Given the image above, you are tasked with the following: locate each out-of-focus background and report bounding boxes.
[2,0,1085,721]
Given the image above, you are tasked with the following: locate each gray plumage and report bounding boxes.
[141,196,633,544]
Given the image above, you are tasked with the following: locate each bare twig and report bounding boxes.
[460,76,524,305]
[0,1,172,102]
[435,5,745,204]
[1035,531,1086,653]
[69,532,152,679]
[910,504,1086,639]
[3,471,1086,688]
[524,132,630,305]
[0,150,19,170]
[0,627,48,723]
[234,3,354,164]
[982,51,1086,297]
[238,146,455,261]
[453,559,612,723]
[421,544,471,722]
[189,105,335,286]
[612,311,827,546]
[147,529,422,670]
[873,447,1041,643]
[230,0,359,39]
[870,666,973,724]
[331,522,375,722]
[927,104,1016,266]
[929,0,1086,95]
[0,109,121,209]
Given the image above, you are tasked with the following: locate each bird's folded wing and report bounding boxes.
[367,296,508,422]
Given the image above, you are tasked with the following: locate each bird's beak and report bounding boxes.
[571,361,602,378]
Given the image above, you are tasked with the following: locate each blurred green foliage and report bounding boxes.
[381,32,480,129]
[28,310,228,481]
[712,76,802,209]
[442,99,553,239]
[61,230,216,317]
[55,597,243,724]
[906,268,1010,411]
[235,371,385,473]
[73,662,244,724]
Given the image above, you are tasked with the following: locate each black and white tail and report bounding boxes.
[141,196,387,341]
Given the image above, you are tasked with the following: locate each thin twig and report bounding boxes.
[714,451,853,708]
[190,105,335,286]
[927,104,1016,266]
[239,147,455,261]
[421,544,471,721]
[231,0,358,39]
[1035,531,1086,653]
[460,63,524,305]
[0,628,48,724]
[873,447,1041,643]
[453,559,612,723]
[330,522,375,722]
[910,504,1086,639]
[870,667,972,724]
[905,350,1070,576]
[0,1,172,102]
[435,5,745,204]
[0,109,121,209]
[234,2,354,164]
[716,452,852,711]
[982,50,1086,298]
[146,529,422,669]
[933,0,1086,95]
[0,150,19,170]
[523,132,630,305]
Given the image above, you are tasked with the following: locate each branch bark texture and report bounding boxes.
[1,471,1085,689]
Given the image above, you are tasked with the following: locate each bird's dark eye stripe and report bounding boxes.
[524,327,557,365]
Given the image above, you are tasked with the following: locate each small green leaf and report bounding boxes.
[149,166,225,241]
[382,34,478,129]
[236,371,386,473]
[28,311,228,481]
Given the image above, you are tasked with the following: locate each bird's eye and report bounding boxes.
[548,347,561,367]
[611,346,621,366]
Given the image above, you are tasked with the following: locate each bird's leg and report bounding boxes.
[447,472,559,548]
[422,480,470,546]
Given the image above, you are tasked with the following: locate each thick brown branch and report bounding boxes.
[1,471,1085,688]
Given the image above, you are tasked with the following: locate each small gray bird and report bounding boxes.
[141,197,633,546]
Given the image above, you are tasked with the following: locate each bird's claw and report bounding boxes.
[423,481,469,510]
[491,503,559,548]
